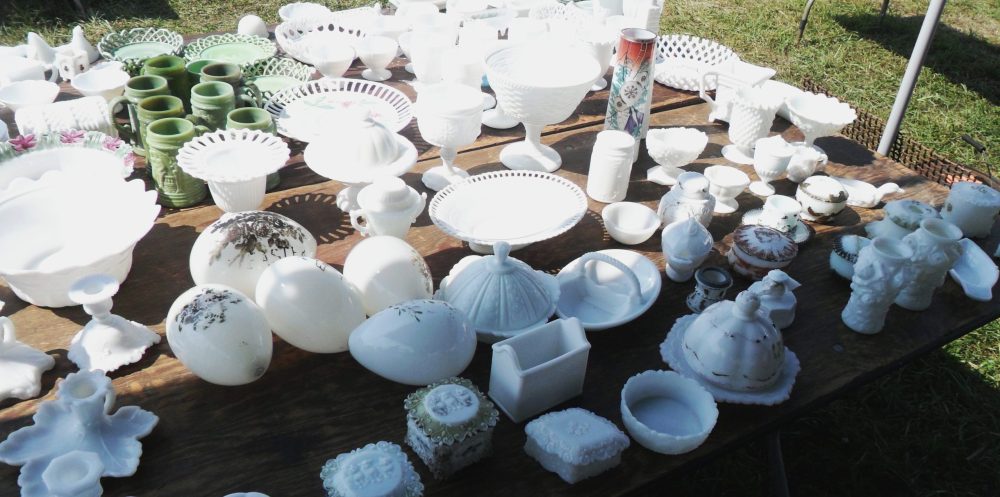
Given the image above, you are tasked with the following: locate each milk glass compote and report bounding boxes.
[417,83,484,191]
[357,35,398,82]
[645,127,709,186]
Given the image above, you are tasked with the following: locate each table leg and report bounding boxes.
[798,0,817,43]
[768,431,791,497]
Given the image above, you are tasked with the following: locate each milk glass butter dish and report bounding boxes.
[320,441,423,497]
[524,408,629,484]
[403,377,499,479]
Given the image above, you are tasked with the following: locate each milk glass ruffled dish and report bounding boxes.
[0,171,159,307]
[0,130,134,190]
[785,91,857,151]
[0,80,59,111]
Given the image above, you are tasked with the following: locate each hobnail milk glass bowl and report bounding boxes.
[645,127,709,186]
[485,43,600,172]
[786,92,857,148]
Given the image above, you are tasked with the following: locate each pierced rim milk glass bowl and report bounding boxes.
[356,35,398,82]
[0,171,159,307]
[0,80,60,111]
[704,165,750,214]
[416,83,484,191]
[176,129,291,213]
[429,170,588,253]
[785,92,857,151]
[601,202,659,245]
[485,42,600,172]
[645,127,709,186]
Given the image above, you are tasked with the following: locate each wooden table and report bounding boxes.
[2,60,998,497]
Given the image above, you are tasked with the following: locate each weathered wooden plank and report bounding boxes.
[1,103,996,497]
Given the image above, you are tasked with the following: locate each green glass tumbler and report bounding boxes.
[143,55,192,113]
[136,95,186,161]
[186,59,214,86]
[190,81,236,132]
[108,75,170,156]
[226,107,281,190]
[146,117,208,208]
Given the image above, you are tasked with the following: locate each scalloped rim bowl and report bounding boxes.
[0,80,59,111]
[620,370,719,455]
[786,92,857,138]
[646,127,709,167]
[0,171,159,307]
[177,129,291,183]
[0,130,134,191]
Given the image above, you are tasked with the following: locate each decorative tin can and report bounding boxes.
[604,28,657,157]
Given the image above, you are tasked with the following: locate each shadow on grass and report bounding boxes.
[0,0,178,26]
[835,13,1000,106]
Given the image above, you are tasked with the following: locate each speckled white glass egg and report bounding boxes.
[166,284,273,386]
[348,299,476,385]
[255,256,366,353]
[342,236,433,316]
[189,211,317,300]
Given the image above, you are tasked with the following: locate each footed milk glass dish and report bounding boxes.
[416,83,484,191]
[602,202,659,245]
[645,127,709,186]
[307,44,355,79]
[0,172,158,307]
[356,35,398,82]
[786,92,856,149]
[176,129,291,212]
[485,43,600,172]
[0,129,134,190]
[704,165,750,214]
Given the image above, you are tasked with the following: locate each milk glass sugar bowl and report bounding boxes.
[661,291,800,405]
[350,177,426,239]
[485,42,600,172]
[941,181,1000,238]
[728,224,798,280]
[303,110,419,211]
[657,171,715,228]
[436,241,560,343]
[416,83,484,191]
[785,92,857,149]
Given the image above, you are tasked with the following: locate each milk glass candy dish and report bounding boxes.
[320,442,424,497]
[941,181,1000,239]
[555,249,662,331]
[255,257,366,353]
[0,370,158,497]
[645,127,709,186]
[949,239,999,302]
[189,211,317,299]
[437,241,559,342]
[620,370,718,455]
[489,318,591,422]
[485,43,600,172]
[70,66,130,101]
[343,236,434,316]
[357,35,398,82]
[524,408,630,484]
[785,92,856,150]
[0,80,59,111]
[416,83,484,191]
[303,109,418,211]
[0,172,159,307]
[0,302,55,402]
[661,291,800,405]
[429,170,588,253]
[67,274,161,373]
[704,165,750,214]
[795,175,848,223]
[177,129,291,213]
[350,177,426,239]
[601,202,659,245]
[0,129,134,190]
[657,171,715,228]
[349,300,476,385]
[167,284,273,386]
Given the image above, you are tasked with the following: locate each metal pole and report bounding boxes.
[877,0,947,156]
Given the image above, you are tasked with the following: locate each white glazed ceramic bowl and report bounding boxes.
[0,80,59,111]
[602,202,659,245]
[485,43,600,124]
[71,68,130,101]
[0,172,159,307]
[620,370,719,455]
[278,1,332,21]
[646,127,709,167]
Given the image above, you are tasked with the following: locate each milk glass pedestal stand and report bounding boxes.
[67,274,161,373]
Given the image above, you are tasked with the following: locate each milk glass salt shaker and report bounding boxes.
[586,130,636,203]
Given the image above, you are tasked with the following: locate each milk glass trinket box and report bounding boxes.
[320,441,423,497]
[523,407,629,484]
[403,377,499,479]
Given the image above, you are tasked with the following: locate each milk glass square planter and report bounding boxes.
[403,377,499,479]
[524,408,629,484]
[488,318,591,422]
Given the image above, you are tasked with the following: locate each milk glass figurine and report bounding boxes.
[0,300,56,402]
[841,237,914,334]
[55,47,89,82]
[895,218,963,311]
[748,269,801,329]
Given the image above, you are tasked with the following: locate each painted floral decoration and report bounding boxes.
[60,130,86,144]
[9,134,36,152]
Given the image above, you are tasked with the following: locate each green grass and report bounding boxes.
[2,1,999,495]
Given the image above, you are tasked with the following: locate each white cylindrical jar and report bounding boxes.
[586,130,636,203]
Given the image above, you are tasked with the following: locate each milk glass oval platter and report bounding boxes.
[0,130,134,191]
[429,170,588,253]
[264,78,413,142]
[183,33,277,67]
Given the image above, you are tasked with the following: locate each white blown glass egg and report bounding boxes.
[166,284,273,386]
[255,256,366,353]
[348,299,476,385]
[189,211,317,300]
[342,236,433,316]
